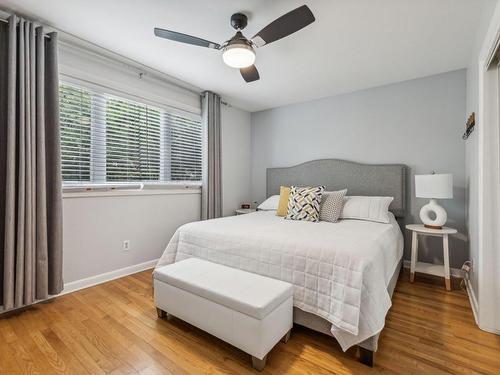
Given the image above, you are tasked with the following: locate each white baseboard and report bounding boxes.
[464,276,479,326]
[1,259,158,315]
[402,259,464,278]
[403,261,500,335]
[478,324,500,335]
[464,278,500,335]
[61,258,158,295]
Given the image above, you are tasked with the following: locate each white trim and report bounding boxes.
[402,260,463,278]
[61,258,158,295]
[476,0,500,335]
[464,276,479,325]
[402,261,490,332]
[478,323,500,335]
[1,259,158,315]
[63,182,145,192]
[63,187,201,199]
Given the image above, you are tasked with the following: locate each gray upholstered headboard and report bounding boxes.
[267,159,407,217]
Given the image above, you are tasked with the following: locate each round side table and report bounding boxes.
[405,224,457,291]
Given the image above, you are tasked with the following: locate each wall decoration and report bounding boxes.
[462,112,475,140]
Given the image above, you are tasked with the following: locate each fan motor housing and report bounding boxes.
[231,13,248,30]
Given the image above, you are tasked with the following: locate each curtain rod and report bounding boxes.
[0,11,202,95]
[0,16,51,39]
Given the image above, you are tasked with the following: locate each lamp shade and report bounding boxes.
[222,44,255,68]
[415,173,453,199]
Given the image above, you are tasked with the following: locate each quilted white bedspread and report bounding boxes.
[155,211,403,350]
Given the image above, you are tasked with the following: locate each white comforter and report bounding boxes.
[155,211,403,350]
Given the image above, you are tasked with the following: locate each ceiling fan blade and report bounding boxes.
[251,5,315,48]
[240,65,260,83]
[154,28,221,49]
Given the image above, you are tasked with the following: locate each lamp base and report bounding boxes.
[420,199,447,228]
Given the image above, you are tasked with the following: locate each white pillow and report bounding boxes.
[340,196,394,223]
[257,195,280,211]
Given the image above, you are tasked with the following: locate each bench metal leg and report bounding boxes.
[156,307,166,319]
[251,355,267,371]
[281,329,291,343]
[359,347,374,367]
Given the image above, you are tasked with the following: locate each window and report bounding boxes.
[59,84,92,182]
[105,97,161,182]
[165,113,203,181]
[59,83,202,185]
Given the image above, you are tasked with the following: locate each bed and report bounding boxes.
[155,159,407,366]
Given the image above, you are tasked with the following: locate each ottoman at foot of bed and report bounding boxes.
[251,355,268,371]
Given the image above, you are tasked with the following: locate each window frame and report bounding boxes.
[59,76,203,192]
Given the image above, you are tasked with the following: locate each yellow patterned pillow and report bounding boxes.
[276,186,290,217]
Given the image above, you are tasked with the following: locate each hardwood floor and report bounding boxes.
[1,270,499,374]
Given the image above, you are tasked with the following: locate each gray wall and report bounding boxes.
[221,104,252,216]
[251,70,467,268]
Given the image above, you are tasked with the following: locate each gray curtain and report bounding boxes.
[201,91,222,220]
[0,15,63,312]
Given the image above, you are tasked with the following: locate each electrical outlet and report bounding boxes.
[461,260,473,279]
[123,240,130,252]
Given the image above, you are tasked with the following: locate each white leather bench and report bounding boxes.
[153,258,293,371]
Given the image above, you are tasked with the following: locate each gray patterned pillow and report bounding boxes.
[285,186,325,222]
[320,189,348,222]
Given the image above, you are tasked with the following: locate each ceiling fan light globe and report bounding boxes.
[222,44,255,68]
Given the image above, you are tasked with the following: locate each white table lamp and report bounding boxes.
[415,173,453,229]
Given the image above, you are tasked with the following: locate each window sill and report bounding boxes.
[62,183,201,199]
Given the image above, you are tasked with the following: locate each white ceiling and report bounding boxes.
[0,0,495,111]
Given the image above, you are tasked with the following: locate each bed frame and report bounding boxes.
[266,159,408,366]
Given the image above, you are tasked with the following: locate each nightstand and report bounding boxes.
[235,208,256,215]
[406,224,457,291]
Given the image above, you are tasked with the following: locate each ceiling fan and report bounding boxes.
[154,5,315,83]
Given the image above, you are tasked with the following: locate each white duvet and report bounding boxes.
[155,211,403,350]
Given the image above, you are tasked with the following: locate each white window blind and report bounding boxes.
[60,84,92,182]
[59,82,202,185]
[105,97,161,182]
[164,113,202,181]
